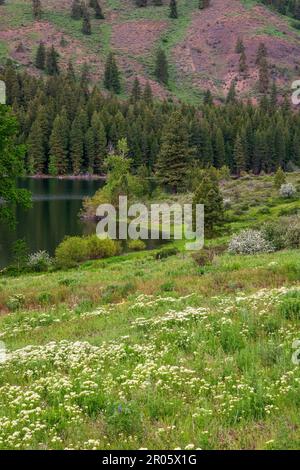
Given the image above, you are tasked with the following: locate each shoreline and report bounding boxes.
[28,174,107,181]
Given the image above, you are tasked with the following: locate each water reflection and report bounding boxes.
[0,178,102,267]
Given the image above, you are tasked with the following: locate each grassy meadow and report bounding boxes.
[0,173,300,450]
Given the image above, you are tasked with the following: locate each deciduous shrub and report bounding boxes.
[55,235,121,268]
[228,229,274,255]
[126,240,146,252]
[86,235,121,259]
[28,251,53,272]
[279,183,296,198]
[155,247,179,260]
[262,216,300,250]
[55,237,89,268]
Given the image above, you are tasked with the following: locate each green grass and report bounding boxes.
[0,174,299,449]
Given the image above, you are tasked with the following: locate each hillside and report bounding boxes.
[0,0,300,102]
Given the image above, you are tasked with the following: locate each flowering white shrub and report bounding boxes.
[228,229,274,255]
[223,198,231,210]
[28,251,52,272]
[279,183,296,198]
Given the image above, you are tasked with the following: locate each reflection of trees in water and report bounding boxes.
[0,178,103,267]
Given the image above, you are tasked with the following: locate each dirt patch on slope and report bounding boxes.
[173,0,300,99]
[111,20,167,56]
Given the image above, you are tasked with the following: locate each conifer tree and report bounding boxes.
[103,52,121,94]
[85,127,96,173]
[169,0,178,18]
[143,82,153,105]
[35,42,46,70]
[82,9,92,35]
[234,133,246,176]
[71,0,82,19]
[130,77,141,102]
[46,46,60,76]
[70,115,84,174]
[32,0,42,20]
[155,48,169,85]
[155,111,191,192]
[192,170,224,235]
[27,120,45,174]
[94,1,104,19]
[49,110,69,175]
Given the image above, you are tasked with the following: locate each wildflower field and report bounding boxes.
[0,174,300,450]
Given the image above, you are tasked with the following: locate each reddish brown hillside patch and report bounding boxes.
[173,0,300,98]
[111,20,167,56]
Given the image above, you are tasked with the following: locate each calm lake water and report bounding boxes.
[0,178,103,268]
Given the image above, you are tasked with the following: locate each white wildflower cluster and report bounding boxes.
[0,285,300,449]
[228,229,275,255]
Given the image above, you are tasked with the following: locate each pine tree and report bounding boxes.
[103,52,121,94]
[155,48,169,85]
[155,111,191,192]
[27,120,45,174]
[46,46,60,75]
[192,170,224,235]
[82,9,92,35]
[32,0,42,20]
[143,81,153,105]
[49,110,69,175]
[169,0,178,18]
[71,0,82,19]
[94,1,104,19]
[226,81,236,103]
[70,115,84,174]
[35,42,46,70]
[84,127,96,173]
[234,133,246,176]
[130,77,141,102]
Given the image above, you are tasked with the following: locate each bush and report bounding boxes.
[228,229,274,255]
[262,216,300,250]
[279,183,296,198]
[55,235,121,268]
[126,239,146,252]
[55,237,89,268]
[155,247,179,260]
[28,251,53,272]
[6,294,25,312]
[86,235,121,259]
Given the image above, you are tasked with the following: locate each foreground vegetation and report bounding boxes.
[0,173,299,450]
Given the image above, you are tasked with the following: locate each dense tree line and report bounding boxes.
[0,63,299,181]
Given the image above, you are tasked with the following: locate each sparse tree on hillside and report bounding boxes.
[155,48,169,85]
[32,0,42,20]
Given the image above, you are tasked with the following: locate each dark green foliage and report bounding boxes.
[35,42,46,70]
[104,53,121,94]
[193,170,224,235]
[155,48,169,85]
[2,64,300,179]
[0,105,31,227]
[155,111,191,192]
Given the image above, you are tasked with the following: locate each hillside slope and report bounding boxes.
[0,0,299,101]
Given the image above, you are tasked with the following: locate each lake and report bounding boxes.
[0,178,103,268]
